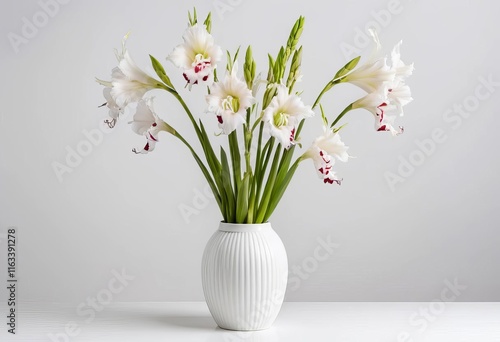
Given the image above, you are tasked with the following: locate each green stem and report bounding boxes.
[245,131,252,175]
[255,137,274,206]
[247,123,264,222]
[311,77,344,109]
[228,130,241,194]
[244,108,253,176]
[331,103,354,128]
[255,144,282,223]
[295,119,306,140]
[247,178,256,223]
[255,122,265,171]
[251,115,263,133]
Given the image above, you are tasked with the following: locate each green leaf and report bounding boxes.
[320,103,328,127]
[203,12,212,33]
[254,137,274,213]
[213,68,218,82]
[226,50,232,73]
[149,55,175,90]
[236,173,250,223]
[333,123,348,133]
[275,145,294,188]
[255,144,282,223]
[220,147,235,222]
[228,130,241,195]
[188,7,198,26]
[334,56,361,80]
[233,46,241,65]
[247,179,257,223]
[248,122,264,222]
[226,46,241,74]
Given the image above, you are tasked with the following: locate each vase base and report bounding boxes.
[217,325,272,332]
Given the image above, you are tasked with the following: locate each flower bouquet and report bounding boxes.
[96,8,413,331]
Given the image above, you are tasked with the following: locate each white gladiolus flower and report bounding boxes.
[305,128,349,185]
[352,87,403,136]
[376,111,404,136]
[130,99,172,154]
[99,87,124,128]
[206,65,255,134]
[391,41,414,82]
[97,34,161,116]
[351,42,414,134]
[168,24,223,88]
[388,80,413,116]
[343,57,394,93]
[387,41,414,116]
[352,86,388,115]
[111,50,160,108]
[342,30,394,93]
[263,85,314,149]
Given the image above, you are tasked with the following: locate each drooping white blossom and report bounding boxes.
[111,51,160,108]
[99,87,124,128]
[352,87,403,136]
[305,128,349,185]
[342,30,395,93]
[391,41,414,82]
[96,34,161,123]
[347,33,414,135]
[129,99,172,154]
[343,57,394,93]
[387,80,413,116]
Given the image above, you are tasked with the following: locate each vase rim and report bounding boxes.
[219,222,271,232]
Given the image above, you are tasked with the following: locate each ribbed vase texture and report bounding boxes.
[201,222,288,331]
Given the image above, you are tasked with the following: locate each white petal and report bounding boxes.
[168,24,223,86]
[345,58,395,93]
[168,45,192,69]
[218,110,246,135]
[130,100,155,135]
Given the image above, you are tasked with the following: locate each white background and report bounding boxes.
[0,0,499,304]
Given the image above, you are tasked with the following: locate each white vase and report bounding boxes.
[201,222,288,331]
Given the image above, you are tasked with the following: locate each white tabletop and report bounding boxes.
[3,302,500,341]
